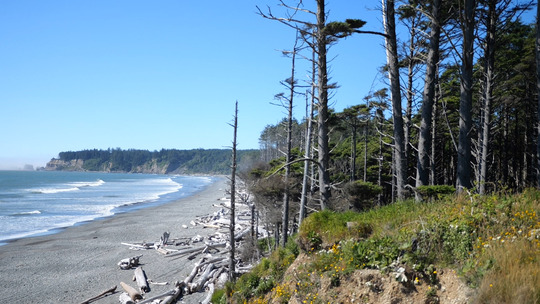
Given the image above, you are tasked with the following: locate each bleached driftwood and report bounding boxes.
[118,255,142,270]
[164,246,200,258]
[121,242,152,250]
[189,263,215,292]
[161,282,185,304]
[235,227,251,241]
[183,257,227,286]
[134,267,150,293]
[200,283,215,304]
[147,279,168,286]
[136,289,176,304]
[120,281,142,301]
[79,285,116,304]
[156,247,170,255]
[118,292,135,304]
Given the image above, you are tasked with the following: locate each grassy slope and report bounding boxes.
[214,189,540,304]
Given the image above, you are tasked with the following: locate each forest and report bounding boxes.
[215,1,540,303]
[55,148,260,174]
[248,0,540,214]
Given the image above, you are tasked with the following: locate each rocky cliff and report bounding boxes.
[44,158,170,174]
[45,159,85,171]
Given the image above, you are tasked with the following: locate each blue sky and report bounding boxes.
[0,1,391,169]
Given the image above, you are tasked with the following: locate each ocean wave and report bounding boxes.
[29,179,105,194]
[32,187,80,194]
[70,179,106,188]
[11,210,42,216]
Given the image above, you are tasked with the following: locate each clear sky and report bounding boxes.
[0,1,389,170]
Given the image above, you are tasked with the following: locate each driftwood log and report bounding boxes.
[133,267,150,293]
[118,255,142,270]
[161,282,185,304]
[190,263,214,292]
[79,285,116,304]
[200,283,215,304]
[109,183,261,303]
[120,281,142,301]
[136,289,176,304]
[118,293,135,304]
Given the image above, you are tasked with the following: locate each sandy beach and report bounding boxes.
[0,176,229,304]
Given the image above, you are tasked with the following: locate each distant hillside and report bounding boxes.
[45,148,260,174]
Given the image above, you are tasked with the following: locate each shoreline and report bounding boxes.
[0,176,229,303]
[0,174,217,247]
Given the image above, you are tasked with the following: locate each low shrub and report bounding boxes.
[344,181,383,210]
[417,185,455,201]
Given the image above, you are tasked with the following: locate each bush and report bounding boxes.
[344,181,383,210]
[417,185,455,201]
[298,210,373,250]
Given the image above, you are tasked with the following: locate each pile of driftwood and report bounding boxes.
[81,190,263,304]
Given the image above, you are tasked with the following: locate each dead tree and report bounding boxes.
[228,101,238,282]
[273,35,300,247]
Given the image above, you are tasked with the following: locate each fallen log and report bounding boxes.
[202,223,221,229]
[183,257,205,285]
[161,282,185,304]
[183,257,227,287]
[190,263,215,292]
[186,246,207,260]
[119,281,142,301]
[136,289,176,304]
[164,246,201,258]
[200,283,215,304]
[156,247,169,255]
[134,267,150,293]
[235,227,251,241]
[121,242,152,250]
[147,280,168,286]
[79,285,116,304]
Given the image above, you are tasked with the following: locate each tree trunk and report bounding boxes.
[478,0,496,194]
[430,94,437,185]
[299,90,314,225]
[317,0,331,209]
[281,43,297,247]
[364,117,369,182]
[415,0,441,200]
[351,124,357,181]
[228,101,238,282]
[536,1,540,188]
[456,0,476,192]
[404,18,416,183]
[383,0,407,200]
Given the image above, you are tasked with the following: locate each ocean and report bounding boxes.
[0,170,215,245]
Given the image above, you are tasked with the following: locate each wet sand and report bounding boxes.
[0,176,228,304]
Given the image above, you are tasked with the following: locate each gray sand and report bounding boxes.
[0,177,229,304]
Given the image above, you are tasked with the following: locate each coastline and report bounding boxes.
[0,176,229,303]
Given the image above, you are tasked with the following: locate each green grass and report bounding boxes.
[216,189,540,304]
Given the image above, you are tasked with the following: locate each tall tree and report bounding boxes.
[456,0,477,191]
[258,1,369,210]
[315,0,333,209]
[416,0,441,199]
[228,101,238,282]
[477,0,498,194]
[382,0,407,200]
[299,90,314,225]
[275,37,300,247]
[340,105,368,181]
[534,4,540,188]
